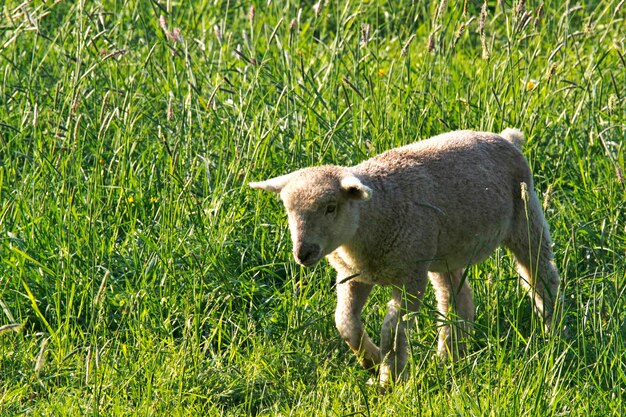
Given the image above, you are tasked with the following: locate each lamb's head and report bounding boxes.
[250,166,372,267]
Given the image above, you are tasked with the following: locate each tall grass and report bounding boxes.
[1,0,624,415]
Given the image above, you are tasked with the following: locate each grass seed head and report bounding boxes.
[313,2,322,17]
[546,62,558,79]
[167,96,174,121]
[35,338,49,375]
[479,1,488,33]
[520,182,529,203]
[160,14,183,43]
[518,10,532,33]
[534,3,544,30]
[481,36,490,59]
[454,22,466,46]
[616,166,625,185]
[361,23,371,47]
[0,323,23,334]
[170,27,183,43]
[248,5,255,23]
[435,0,448,22]
[515,0,526,19]
[214,24,222,42]
[607,94,617,113]
[401,34,416,57]
[480,1,490,59]
[427,32,436,53]
[543,184,554,211]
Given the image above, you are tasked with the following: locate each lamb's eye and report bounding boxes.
[325,204,337,215]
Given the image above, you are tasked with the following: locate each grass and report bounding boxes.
[0,0,624,415]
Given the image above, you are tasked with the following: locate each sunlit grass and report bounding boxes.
[1,0,624,415]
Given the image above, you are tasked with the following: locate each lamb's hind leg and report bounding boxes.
[505,187,561,330]
[429,270,475,359]
[335,280,380,371]
[379,276,428,387]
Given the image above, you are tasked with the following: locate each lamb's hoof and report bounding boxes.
[366,376,392,394]
[369,378,390,394]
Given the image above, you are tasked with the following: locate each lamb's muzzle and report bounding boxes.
[295,242,322,266]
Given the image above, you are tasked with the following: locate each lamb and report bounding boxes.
[249,128,560,388]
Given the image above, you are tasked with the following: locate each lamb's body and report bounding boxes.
[332,130,525,283]
[251,129,560,388]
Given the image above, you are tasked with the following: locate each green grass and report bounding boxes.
[0,0,624,415]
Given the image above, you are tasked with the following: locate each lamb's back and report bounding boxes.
[349,130,532,273]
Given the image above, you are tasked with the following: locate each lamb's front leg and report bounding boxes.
[335,280,380,370]
[379,278,427,388]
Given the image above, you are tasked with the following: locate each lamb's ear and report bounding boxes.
[249,172,294,193]
[340,175,372,201]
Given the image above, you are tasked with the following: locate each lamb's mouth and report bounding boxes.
[295,254,322,267]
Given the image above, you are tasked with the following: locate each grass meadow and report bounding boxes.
[1,0,625,415]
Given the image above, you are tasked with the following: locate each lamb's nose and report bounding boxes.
[296,243,321,266]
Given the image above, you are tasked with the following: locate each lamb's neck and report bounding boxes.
[344,181,402,262]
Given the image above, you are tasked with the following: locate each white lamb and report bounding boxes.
[250,129,560,388]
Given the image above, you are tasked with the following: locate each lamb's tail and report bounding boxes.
[500,128,525,149]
